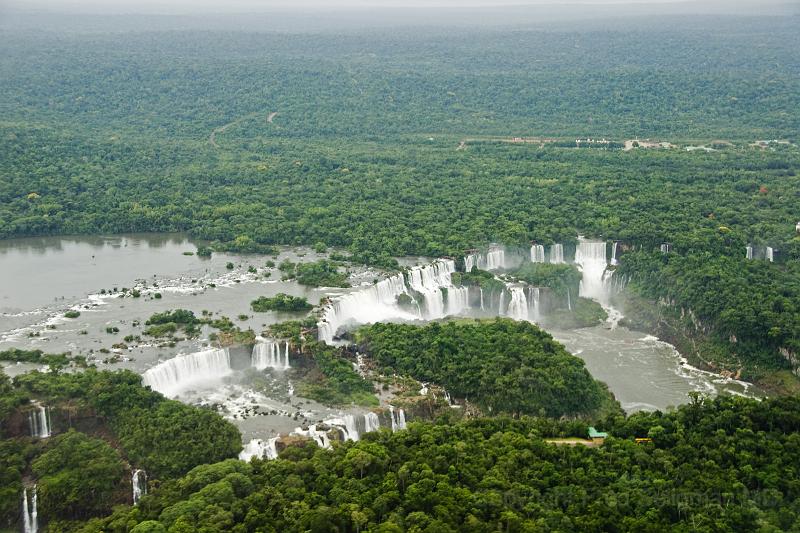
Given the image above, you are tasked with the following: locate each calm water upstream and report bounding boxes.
[0,233,759,428]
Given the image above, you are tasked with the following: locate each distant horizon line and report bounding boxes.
[4,0,793,17]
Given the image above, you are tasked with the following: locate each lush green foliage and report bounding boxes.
[358,319,611,417]
[511,263,580,300]
[298,343,378,407]
[0,369,242,528]
[2,13,799,532]
[33,430,126,520]
[0,348,86,369]
[11,370,241,478]
[145,309,199,326]
[279,259,350,288]
[143,309,201,338]
[451,268,505,293]
[617,248,800,377]
[546,297,608,329]
[0,437,27,529]
[80,395,800,532]
[1,18,799,374]
[251,293,312,313]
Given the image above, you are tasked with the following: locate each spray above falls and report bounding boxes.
[574,239,614,307]
[317,260,466,342]
[142,348,232,397]
[252,339,291,370]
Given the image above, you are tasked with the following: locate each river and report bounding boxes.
[0,233,759,437]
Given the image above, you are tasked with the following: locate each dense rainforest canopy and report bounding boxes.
[1,9,800,533]
[0,369,241,529]
[78,395,800,533]
[1,16,798,375]
[356,320,612,418]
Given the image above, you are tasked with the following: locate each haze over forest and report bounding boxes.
[1,1,799,532]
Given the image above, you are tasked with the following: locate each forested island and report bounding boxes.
[1,3,799,532]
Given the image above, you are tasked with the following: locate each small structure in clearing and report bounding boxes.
[588,427,608,445]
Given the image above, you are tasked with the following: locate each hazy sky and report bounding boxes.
[2,0,726,14]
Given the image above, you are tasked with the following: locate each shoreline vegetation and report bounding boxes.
[1,11,799,531]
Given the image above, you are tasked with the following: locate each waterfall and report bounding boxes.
[464,254,477,272]
[505,287,529,321]
[528,287,541,323]
[292,425,331,449]
[28,405,51,439]
[132,469,147,505]
[445,286,470,316]
[364,412,381,433]
[498,290,506,315]
[746,245,753,260]
[407,260,464,319]
[567,287,572,311]
[22,487,37,533]
[574,240,612,306]
[325,412,386,443]
[530,245,545,263]
[142,348,232,397]
[479,288,485,311]
[317,257,493,343]
[252,339,290,370]
[549,244,564,264]
[660,243,670,254]
[317,272,413,342]
[611,242,619,266]
[326,415,361,441]
[766,247,774,262]
[389,407,407,431]
[239,437,279,461]
[477,248,506,271]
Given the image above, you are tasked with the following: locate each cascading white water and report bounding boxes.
[611,242,619,266]
[364,412,381,433]
[498,290,506,316]
[389,407,407,431]
[746,245,753,260]
[142,348,232,397]
[566,287,572,311]
[22,486,37,533]
[660,243,670,254]
[445,286,470,316]
[549,244,564,264]
[766,247,774,262]
[292,425,331,449]
[530,245,545,263]
[528,287,541,323]
[477,248,506,271]
[505,286,529,321]
[317,272,415,342]
[239,437,279,461]
[245,412,385,460]
[28,405,51,439]
[326,415,361,442]
[132,469,147,505]
[464,254,477,272]
[479,288,485,311]
[407,260,464,319]
[574,240,612,306]
[252,339,290,370]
